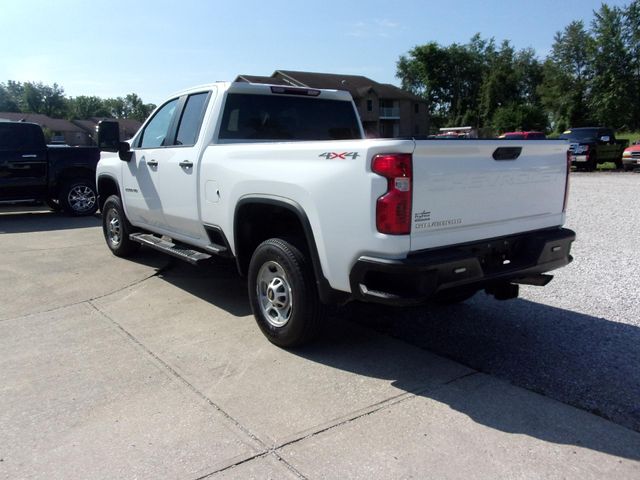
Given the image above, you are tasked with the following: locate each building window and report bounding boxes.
[367,99,373,112]
[414,103,419,114]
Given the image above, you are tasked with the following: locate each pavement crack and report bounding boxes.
[443,371,479,385]
[0,262,171,324]
[87,301,269,450]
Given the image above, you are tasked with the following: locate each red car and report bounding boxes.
[499,131,547,140]
[622,143,640,171]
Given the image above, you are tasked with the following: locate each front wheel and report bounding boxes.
[60,178,98,216]
[248,238,324,348]
[101,195,140,257]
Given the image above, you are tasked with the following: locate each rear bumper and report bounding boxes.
[349,228,575,306]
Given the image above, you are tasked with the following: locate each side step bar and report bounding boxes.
[129,233,212,265]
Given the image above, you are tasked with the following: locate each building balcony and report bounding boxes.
[379,107,400,119]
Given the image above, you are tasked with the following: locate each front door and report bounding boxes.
[156,91,213,240]
[123,98,179,229]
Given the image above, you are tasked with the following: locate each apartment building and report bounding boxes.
[236,70,429,138]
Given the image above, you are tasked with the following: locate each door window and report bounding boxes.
[176,93,209,146]
[139,99,178,148]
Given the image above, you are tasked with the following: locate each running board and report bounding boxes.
[129,233,212,265]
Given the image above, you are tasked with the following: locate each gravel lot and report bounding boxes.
[350,171,640,432]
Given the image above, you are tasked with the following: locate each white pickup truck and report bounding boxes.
[97,81,575,347]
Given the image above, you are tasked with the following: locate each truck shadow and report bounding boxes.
[150,257,640,460]
[0,209,101,233]
[302,297,640,460]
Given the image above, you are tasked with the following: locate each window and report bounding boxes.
[414,103,419,114]
[176,92,209,146]
[0,123,43,150]
[218,94,361,142]
[139,98,178,148]
[367,99,373,112]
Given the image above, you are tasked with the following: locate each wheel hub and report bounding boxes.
[257,261,292,327]
[106,209,121,246]
[68,185,96,212]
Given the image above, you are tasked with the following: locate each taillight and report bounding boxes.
[372,153,412,234]
[563,149,571,212]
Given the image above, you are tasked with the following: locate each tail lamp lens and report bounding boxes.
[372,154,412,234]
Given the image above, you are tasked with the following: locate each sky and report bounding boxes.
[0,0,633,105]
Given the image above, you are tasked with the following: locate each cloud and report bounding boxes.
[345,18,402,38]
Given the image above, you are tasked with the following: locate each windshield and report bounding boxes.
[559,129,599,142]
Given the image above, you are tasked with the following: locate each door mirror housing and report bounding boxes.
[599,135,610,143]
[118,141,133,162]
[96,120,120,151]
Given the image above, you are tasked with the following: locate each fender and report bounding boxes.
[96,173,122,210]
[234,196,349,305]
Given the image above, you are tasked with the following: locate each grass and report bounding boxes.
[615,131,640,145]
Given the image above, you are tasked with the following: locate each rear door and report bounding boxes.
[410,140,568,251]
[0,123,47,201]
[596,128,618,162]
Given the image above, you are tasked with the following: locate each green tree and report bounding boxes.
[68,96,110,119]
[539,21,594,131]
[0,83,20,112]
[624,0,640,128]
[40,83,68,118]
[590,4,634,128]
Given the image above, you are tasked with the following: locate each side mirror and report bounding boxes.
[118,141,133,162]
[599,135,610,143]
[97,120,120,151]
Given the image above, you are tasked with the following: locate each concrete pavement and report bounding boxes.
[1,208,639,479]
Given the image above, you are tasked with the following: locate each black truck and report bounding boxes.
[560,127,629,171]
[0,121,100,215]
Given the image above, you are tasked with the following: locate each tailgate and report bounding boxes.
[410,140,568,251]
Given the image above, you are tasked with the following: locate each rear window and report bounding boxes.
[0,123,43,150]
[218,93,361,142]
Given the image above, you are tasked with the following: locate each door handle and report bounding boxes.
[21,154,38,158]
[493,147,522,161]
[146,159,158,167]
[179,160,193,168]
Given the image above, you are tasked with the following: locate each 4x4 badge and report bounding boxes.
[318,152,359,159]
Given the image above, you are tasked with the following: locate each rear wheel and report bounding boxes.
[101,195,139,257]
[248,238,324,348]
[60,178,98,216]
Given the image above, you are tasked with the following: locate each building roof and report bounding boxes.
[0,112,85,132]
[236,75,290,86]
[274,70,422,101]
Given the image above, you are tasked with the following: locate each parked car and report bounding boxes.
[499,131,546,140]
[97,81,575,347]
[559,127,628,171]
[622,143,640,171]
[0,121,100,215]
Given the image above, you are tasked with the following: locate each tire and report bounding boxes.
[433,287,478,305]
[614,158,623,170]
[248,238,324,348]
[586,153,597,172]
[45,198,62,212]
[101,195,140,257]
[60,178,98,216]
